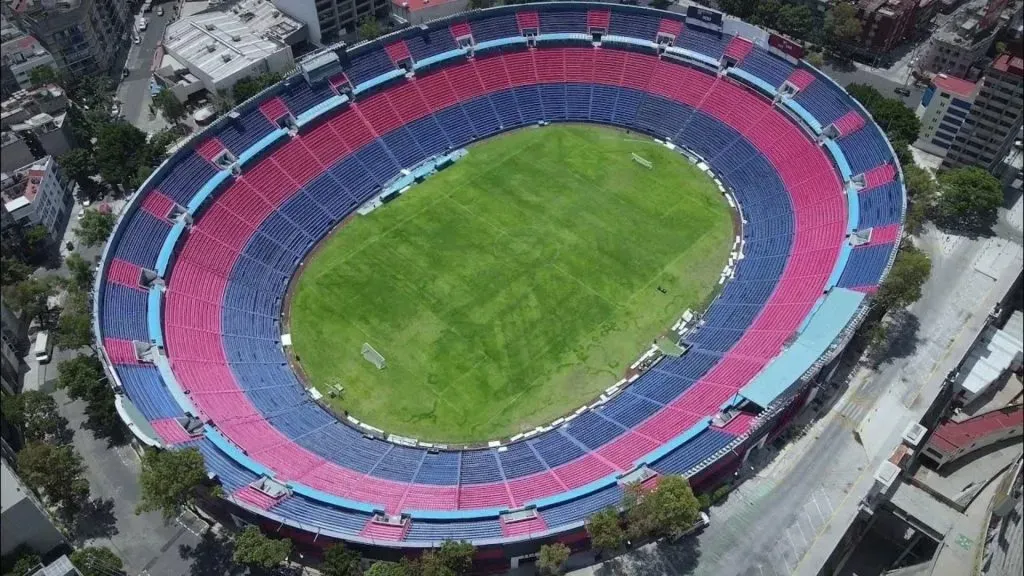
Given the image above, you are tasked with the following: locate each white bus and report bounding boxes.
[34,331,52,364]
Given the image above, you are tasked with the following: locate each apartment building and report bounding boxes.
[0,84,72,172]
[915,74,979,157]
[0,19,55,99]
[0,155,73,240]
[943,53,1024,170]
[7,0,130,79]
[273,0,392,45]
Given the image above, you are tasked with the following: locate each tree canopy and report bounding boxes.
[874,241,931,310]
[153,89,187,124]
[420,540,474,576]
[902,164,938,234]
[17,441,91,520]
[70,546,124,576]
[57,355,106,401]
[933,166,1004,233]
[365,562,413,576]
[29,66,60,88]
[586,507,625,553]
[320,543,361,576]
[775,4,815,39]
[358,16,385,41]
[3,276,57,327]
[232,526,292,569]
[231,72,284,104]
[137,447,208,519]
[824,2,863,47]
[66,252,95,293]
[60,148,100,199]
[845,83,921,145]
[76,210,116,247]
[95,122,152,191]
[1,390,71,445]
[623,475,701,540]
[537,542,571,575]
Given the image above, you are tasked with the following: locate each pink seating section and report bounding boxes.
[161,46,851,512]
[516,11,539,31]
[832,110,865,136]
[140,190,175,220]
[715,412,756,436]
[502,515,548,538]
[724,36,754,62]
[105,259,144,289]
[450,22,472,39]
[151,418,194,445]
[658,18,683,37]
[360,519,409,541]
[862,163,896,189]
[195,137,226,163]
[866,224,901,246]
[259,97,289,123]
[384,40,411,65]
[786,68,816,91]
[233,486,282,510]
[103,338,139,364]
[588,9,610,29]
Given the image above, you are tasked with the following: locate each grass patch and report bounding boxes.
[289,125,733,442]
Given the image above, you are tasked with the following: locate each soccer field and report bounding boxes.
[288,125,734,442]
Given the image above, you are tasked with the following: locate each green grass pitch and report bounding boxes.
[288,125,734,442]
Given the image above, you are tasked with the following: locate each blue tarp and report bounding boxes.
[186,169,230,214]
[740,288,865,407]
[155,220,186,277]
[728,67,778,99]
[147,287,163,347]
[296,94,348,127]
[783,99,824,135]
[236,128,288,167]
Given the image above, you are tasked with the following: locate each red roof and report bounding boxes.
[391,0,461,12]
[932,74,976,99]
[993,54,1024,77]
[929,405,1023,454]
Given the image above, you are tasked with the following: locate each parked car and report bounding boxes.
[157,7,164,16]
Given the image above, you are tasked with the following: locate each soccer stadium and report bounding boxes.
[94,2,905,567]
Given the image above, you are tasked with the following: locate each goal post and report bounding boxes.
[361,343,386,370]
[631,153,653,169]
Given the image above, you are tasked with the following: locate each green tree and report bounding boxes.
[846,83,920,145]
[137,447,208,519]
[76,210,116,247]
[56,355,106,401]
[623,475,701,540]
[232,526,292,569]
[648,0,672,10]
[824,3,863,47]
[231,73,283,104]
[320,542,361,576]
[716,0,758,19]
[60,148,99,199]
[358,16,385,41]
[1,390,71,444]
[0,256,31,287]
[17,441,90,519]
[70,546,124,576]
[95,122,151,191]
[750,0,781,29]
[806,50,825,68]
[148,129,182,160]
[903,164,937,234]
[153,89,186,124]
[537,542,571,575]
[23,225,50,264]
[29,66,60,88]
[365,561,413,576]
[776,4,814,39]
[874,241,930,310]
[933,167,1004,233]
[586,507,625,554]
[66,253,94,292]
[420,540,474,576]
[2,547,42,576]
[3,277,57,327]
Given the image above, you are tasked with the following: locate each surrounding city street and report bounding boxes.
[117,3,174,133]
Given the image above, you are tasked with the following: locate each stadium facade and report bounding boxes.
[93,2,906,568]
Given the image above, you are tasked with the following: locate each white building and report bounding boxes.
[273,0,392,45]
[914,74,979,158]
[0,156,73,241]
[160,0,305,101]
[0,21,56,99]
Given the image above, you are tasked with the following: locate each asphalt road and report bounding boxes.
[118,3,174,129]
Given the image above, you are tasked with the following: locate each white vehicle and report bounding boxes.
[157,7,164,16]
[139,19,148,31]
[672,511,710,541]
[143,1,152,12]
[34,331,52,364]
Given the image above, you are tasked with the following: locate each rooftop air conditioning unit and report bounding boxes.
[222,53,232,62]
[206,43,216,53]
[205,23,215,31]
[231,34,241,42]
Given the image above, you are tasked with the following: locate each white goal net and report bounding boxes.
[631,153,653,169]
[361,343,386,370]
